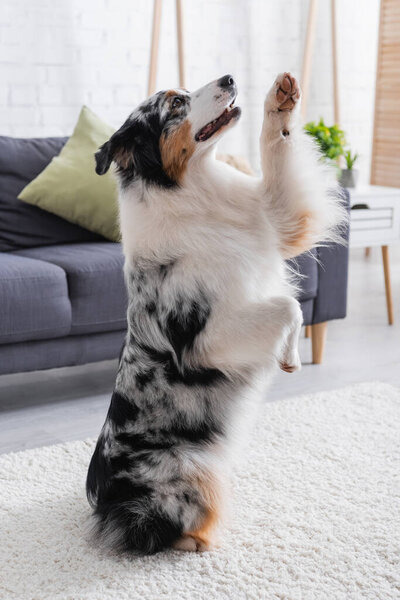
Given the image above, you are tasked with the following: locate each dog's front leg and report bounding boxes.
[200,296,303,373]
[260,72,302,194]
[261,72,301,155]
[260,73,309,260]
[259,73,342,259]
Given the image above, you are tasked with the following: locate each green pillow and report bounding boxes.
[19,106,119,241]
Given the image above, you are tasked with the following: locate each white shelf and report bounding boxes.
[349,186,400,248]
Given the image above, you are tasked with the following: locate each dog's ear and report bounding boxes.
[95,141,113,175]
[94,127,135,176]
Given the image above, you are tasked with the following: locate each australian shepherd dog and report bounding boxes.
[86,73,344,554]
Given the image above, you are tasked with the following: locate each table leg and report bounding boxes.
[381,245,394,325]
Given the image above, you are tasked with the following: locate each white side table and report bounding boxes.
[350,185,400,324]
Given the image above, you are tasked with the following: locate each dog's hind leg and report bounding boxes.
[173,470,223,553]
[173,507,219,552]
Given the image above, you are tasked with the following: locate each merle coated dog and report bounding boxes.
[86,73,344,554]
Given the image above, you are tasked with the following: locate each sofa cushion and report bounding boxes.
[18,107,119,242]
[287,250,318,302]
[0,135,104,252]
[0,330,125,376]
[13,243,127,335]
[0,253,71,344]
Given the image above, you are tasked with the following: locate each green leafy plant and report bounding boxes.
[343,149,358,170]
[304,118,346,162]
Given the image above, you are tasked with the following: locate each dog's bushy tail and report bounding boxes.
[90,498,183,555]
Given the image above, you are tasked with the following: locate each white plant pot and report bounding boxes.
[339,169,359,188]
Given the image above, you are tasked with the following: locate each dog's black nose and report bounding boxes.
[218,74,235,88]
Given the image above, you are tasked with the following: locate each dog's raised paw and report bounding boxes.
[279,361,299,373]
[268,73,301,112]
[279,350,301,374]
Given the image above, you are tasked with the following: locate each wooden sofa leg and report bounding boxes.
[311,322,327,364]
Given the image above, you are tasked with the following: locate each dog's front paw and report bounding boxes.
[279,349,301,374]
[266,72,301,113]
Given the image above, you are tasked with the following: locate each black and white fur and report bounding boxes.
[86,73,345,554]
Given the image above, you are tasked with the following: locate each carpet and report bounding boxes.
[1,382,399,600]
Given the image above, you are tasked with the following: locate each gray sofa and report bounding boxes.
[0,135,349,375]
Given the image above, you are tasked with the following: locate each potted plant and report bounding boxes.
[304,119,359,188]
[339,150,359,188]
[304,118,346,164]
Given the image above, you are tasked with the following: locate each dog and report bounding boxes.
[86,73,344,554]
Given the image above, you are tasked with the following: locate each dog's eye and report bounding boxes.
[172,97,183,109]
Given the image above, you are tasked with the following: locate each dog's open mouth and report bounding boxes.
[195,101,241,142]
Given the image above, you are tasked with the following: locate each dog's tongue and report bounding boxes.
[198,121,217,139]
[195,107,240,142]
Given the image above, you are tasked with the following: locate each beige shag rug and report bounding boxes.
[1,382,399,600]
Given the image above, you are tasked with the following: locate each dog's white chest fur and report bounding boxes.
[119,161,289,309]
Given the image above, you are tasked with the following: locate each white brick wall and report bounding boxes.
[0,0,380,182]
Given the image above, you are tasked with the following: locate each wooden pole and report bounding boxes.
[331,0,340,125]
[147,0,162,96]
[300,0,319,120]
[176,0,186,88]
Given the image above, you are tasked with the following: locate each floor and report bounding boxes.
[1,247,399,455]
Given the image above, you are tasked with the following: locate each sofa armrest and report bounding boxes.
[312,188,350,324]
